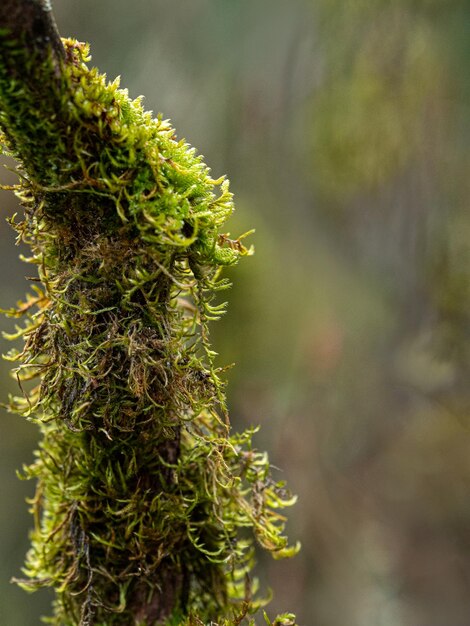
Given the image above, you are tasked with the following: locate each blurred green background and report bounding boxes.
[1,1,469,624]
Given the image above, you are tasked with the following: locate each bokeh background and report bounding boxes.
[1,1,469,624]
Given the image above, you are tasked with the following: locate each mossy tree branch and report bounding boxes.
[0,3,299,625]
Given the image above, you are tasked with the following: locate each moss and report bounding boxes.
[0,36,299,625]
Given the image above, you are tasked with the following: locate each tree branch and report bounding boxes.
[0,0,65,183]
[0,3,299,624]
[0,0,64,68]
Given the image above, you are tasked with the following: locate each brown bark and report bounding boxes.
[0,0,64,70]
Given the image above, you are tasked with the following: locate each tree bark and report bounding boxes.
[0,0,64,73]
[0,0,63,52]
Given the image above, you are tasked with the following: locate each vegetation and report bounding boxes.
[2,1,468,624]
[0,3,298,625]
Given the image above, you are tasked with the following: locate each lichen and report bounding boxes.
[0,37,298,625]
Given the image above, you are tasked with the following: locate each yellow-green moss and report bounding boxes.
[0,37,298,625]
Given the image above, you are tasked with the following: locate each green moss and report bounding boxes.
[0,39,298,625]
